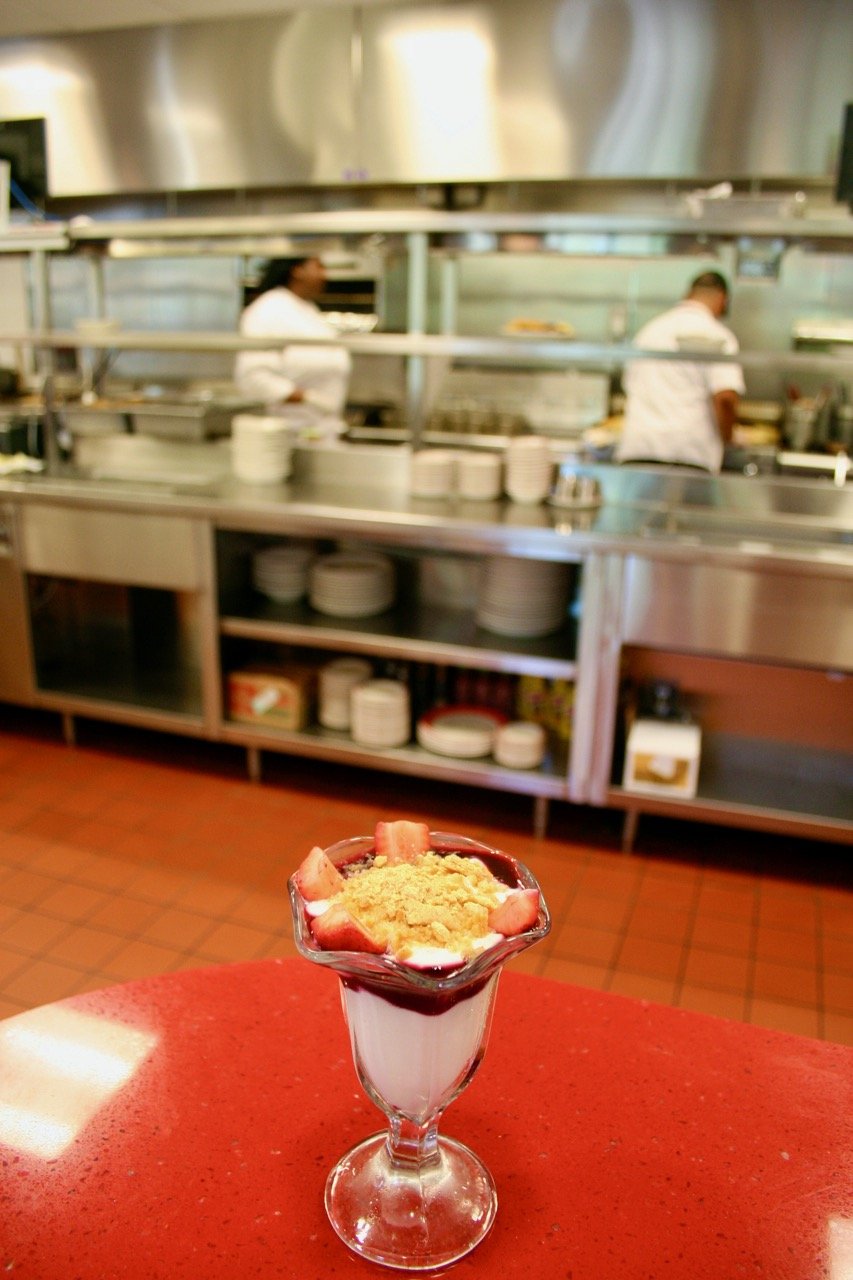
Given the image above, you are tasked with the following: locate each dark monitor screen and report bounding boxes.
[0,117,49,206]
[836,103,853,209]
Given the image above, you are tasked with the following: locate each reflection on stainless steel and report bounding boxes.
[0,0,849,196]
[0,11,357,196]
[639,508,853,548]
[360,0,848,183]
[623,556,853,669]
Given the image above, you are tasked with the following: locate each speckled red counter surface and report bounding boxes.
[1,958,850,1279]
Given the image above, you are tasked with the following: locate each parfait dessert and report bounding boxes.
[289,819,550,1271]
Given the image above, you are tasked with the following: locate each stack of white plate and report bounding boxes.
[318,657,373,731]
[351,679,410,748]
[477,556,570,637]
[409,449,458,497]
[309,552,395,618]
[417,705,507,759]
[494,721,547,770]
[251,543,316,603]
[231,414,292,484]
[457,451,503,500]
[504,436,554,504]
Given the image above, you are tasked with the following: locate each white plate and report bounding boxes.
[417,706,507,758]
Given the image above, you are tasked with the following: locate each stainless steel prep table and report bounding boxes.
[0,462,850,846]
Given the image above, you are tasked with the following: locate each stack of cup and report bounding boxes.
[457,451,503,501]
[318,657,373,731]
[231,415,292,484]
[350,679,410,748]
[504,436,554,504]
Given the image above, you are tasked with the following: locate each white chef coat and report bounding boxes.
[616,299,746,472]
[235,287,352,440]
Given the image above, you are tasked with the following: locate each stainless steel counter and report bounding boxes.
[1,459,850,577]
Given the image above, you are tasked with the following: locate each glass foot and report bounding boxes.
[325,1131,497,1271]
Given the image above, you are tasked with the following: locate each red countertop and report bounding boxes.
[1,958,850,1279]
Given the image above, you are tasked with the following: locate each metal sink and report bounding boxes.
[640,507,853,549]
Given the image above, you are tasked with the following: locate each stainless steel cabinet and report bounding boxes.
[18,503,217,732]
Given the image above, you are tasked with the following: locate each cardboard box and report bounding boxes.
[227,664,315,730]
[623,718,701,798]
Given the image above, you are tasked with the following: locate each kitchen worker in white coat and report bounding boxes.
[616,271,745,472]
[235,256,352,441]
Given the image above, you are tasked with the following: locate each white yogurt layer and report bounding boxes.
[341,973,499,1121]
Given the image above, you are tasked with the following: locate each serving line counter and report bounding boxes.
[1,957,850,1279]
[0,457,850,848]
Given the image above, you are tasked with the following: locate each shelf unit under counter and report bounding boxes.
[609,735,853,850]
[213,529,581,829]
[219,597,579,681]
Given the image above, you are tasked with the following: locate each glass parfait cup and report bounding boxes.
[288,831,551,1272]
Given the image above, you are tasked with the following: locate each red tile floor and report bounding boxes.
[0,707,850,1044]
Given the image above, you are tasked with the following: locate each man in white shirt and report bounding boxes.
[616,272,746,472]
[235,256,352,440]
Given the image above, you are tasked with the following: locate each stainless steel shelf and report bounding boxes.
[219,599,578,679]
[218,720,568,799]
[59,208,853,244]
[609,733,853,844]
[33,689,206,735]
[3,329,851,376]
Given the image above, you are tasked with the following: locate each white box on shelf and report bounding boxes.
[623,718,701,798]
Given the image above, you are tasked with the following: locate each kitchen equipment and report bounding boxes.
[548,471,601,510]
[132,395,255,441]
[0,368,19,399]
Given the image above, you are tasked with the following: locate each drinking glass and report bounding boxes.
[288,831,550,1271]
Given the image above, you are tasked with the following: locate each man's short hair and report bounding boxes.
[690,270,729,296]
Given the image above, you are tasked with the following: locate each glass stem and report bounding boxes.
[386,1114,441,1171]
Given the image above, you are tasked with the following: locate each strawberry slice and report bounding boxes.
[488,888,540,937]
[374,819,431,864]
[294,845,345,901]
[311,903,385,953]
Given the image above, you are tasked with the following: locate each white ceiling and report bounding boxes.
[0,0,397,41]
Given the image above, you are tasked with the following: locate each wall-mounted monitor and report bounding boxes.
[836,103,853,211]
[0,118,49,208]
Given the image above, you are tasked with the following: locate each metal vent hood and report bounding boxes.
[0,0,850,199]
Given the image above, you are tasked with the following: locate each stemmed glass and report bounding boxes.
[288,831,550,1271]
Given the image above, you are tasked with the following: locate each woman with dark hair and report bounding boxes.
[235,256,352,440]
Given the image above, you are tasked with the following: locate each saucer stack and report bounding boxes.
[493,721,547,770]
[251,543,315,603]
[231,415,292,484]
[350,679,410,748]
[409,450,458,497]
[504,436,554,504]
[318,657,373,731]
[309,552,395,618]
[477,556,570,637]
[457,451,503,501]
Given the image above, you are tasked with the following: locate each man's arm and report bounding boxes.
[712,389,739,443]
